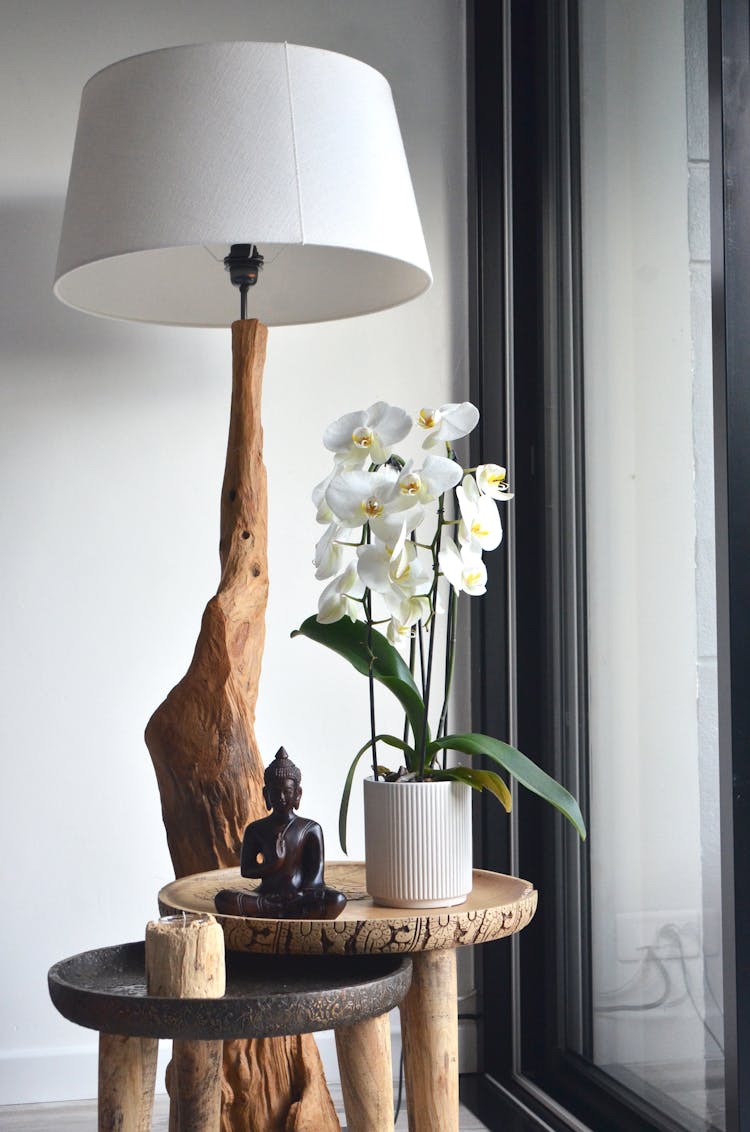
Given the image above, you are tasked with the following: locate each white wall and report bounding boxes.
[0,0,467,1104]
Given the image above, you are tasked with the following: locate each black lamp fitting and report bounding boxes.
[224,244,265,319]
[224,244,264,288]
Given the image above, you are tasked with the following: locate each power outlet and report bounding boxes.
[616,910,703,962]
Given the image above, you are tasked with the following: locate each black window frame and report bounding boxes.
[463,1,750,1129]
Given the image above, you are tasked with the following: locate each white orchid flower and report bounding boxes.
[357,526,432,599]
[325,467,398,525]
[397,454,463,504]
[385,592,431,646]
[387,527,432,596]
[439,536,488,596]
[387,619,415,646]
[355,541,393,594]
[369,501,425,544]
[326,468,425,544]
[313,522,358,581]
[323,402,412,468]
[476,463,514,501]
[456,474,503,552]
[417,402,480,450]
[312,470,335,524]
[316,561,364,624]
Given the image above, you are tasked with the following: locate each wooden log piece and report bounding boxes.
[146,915,226,1132]
[335,1014,394,1132]
[145,319,338,1132]
[98,1031,158,1132]
[146,914,226,998]
[399,950,459,1132]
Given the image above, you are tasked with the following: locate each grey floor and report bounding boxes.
[0,1089,490,1130]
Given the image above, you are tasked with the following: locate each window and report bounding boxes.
[464,2,750,1129]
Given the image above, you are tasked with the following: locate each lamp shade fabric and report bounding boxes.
[54,42,432,327]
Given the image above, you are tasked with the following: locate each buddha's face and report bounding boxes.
[264,776,302,815]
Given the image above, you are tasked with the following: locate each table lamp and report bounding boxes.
[54,41,431,1130]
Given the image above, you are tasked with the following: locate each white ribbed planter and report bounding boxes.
[363,777,473,908]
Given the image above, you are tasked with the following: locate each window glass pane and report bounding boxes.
[579,1,724,1128]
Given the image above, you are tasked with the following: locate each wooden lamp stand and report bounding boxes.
[145,319,339,1131]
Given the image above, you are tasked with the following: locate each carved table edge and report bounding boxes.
[157,880,538,956]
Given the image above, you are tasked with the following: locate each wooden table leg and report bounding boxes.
[169,1039,223,1132]
[399,949,458,1132]
[335,1012,394,1131]
[98,1032,158,1132]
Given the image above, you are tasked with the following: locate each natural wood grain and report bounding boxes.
[146,915,226,1132]
[144,320,337,1132]
[146,915,226,999]
[158,863,538,956]
[157,865,537,1132]
[97,1032,158,1132]
[145,320,268,878]
[400,951,458,1132]
[335,1014,394,1132]
[171,1041,223,1132]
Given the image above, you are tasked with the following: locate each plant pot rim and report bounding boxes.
[364,775,468,786]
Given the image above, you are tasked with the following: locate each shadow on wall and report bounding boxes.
[0,196,207,379]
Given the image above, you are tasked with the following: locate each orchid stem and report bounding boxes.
[419,609,437,779]
[368,651,378,779]
[404,631,417,746]
[364,525,378,781]
[417,619,427,699]
[437,587,458,767]
[417,492,446,779]
[410,530,428,702]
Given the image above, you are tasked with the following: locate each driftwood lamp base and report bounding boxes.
[144,320,338,1131]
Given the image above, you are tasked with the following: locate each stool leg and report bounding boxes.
[399,950,458,1132]
[170,1039,223,1132]
[98,1032,158,1132]
[335,1013,394,1132]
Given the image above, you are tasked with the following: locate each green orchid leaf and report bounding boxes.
[293,615,417,683]
[429,765,513,812]
[338,733,417,854]
[293,616,428,753]
[428,733,587,840]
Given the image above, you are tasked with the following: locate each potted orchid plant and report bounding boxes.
[294,400,585,907]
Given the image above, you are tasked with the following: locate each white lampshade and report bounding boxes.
[54,42,432,327]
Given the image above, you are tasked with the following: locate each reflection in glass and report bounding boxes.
[579,1,723,1127]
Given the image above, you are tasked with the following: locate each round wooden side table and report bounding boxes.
[49,942,412,1132]
[159,863,538,1132]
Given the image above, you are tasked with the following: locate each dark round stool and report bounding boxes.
[49,942,412,1131]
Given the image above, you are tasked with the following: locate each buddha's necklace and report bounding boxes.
[275,815,296,857]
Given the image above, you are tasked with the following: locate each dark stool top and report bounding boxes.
[48,943,412,1041]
